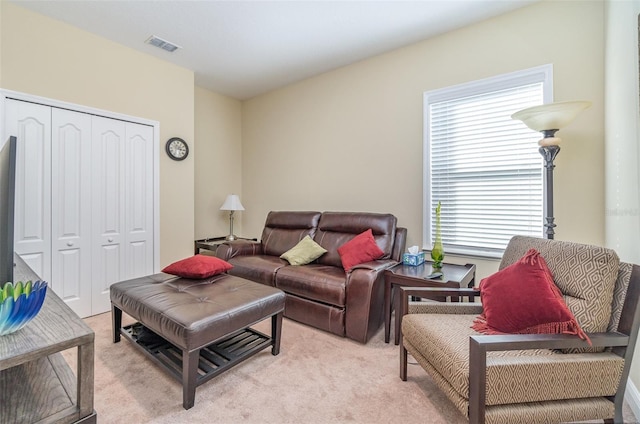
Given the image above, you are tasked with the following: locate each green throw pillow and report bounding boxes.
[280,235,327,265]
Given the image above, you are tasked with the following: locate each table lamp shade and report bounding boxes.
[220,194,244,211]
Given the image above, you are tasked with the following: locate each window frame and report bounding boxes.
[423,64,553,259]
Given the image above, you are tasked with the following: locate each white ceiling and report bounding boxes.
[11,0,538,100]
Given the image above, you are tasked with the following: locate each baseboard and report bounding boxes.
[625,378,640,420]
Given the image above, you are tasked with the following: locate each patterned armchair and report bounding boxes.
[400,236,640,424]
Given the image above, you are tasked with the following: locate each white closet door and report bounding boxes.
[4,93,157,318]
[124,122,154,280]
[51,108,92,318]
[91,119,154,314]
[4,100,52,282]
[91,116,126,314]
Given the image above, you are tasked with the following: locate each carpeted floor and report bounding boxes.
[64,312,468,423]
[64,312,637,424]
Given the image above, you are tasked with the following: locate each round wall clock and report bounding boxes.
[165,137,189,161]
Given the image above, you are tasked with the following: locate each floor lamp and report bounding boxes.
[220,194,245,241]
[512,101,591,239]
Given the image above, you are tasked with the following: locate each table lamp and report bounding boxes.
[220,194,244,241]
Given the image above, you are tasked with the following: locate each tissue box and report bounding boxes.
[403,252,425,266]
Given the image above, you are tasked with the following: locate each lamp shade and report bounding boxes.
[220,194,244,211]
[511,100,591,132]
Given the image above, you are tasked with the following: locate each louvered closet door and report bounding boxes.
[4,100,52,282]
[51,108,93,318]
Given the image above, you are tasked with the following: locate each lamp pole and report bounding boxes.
[226,210,237,241]
[538,129,560,240]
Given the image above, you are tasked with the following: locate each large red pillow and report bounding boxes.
[337,229,385,272]
[162,254,233,279]
[472,248,590,344]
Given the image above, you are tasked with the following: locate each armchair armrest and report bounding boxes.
[471,332,628,352]
[399,286,481,317]
[468,332,630,424]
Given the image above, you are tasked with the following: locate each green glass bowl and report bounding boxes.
[0,280,48,336]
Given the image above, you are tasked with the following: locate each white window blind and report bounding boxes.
[424,65,552,258]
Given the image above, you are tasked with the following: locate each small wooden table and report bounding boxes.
[194,236,257,255]
[384,261,476,344]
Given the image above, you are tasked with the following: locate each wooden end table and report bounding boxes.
[384,261,476,345]
[194,236,257,255]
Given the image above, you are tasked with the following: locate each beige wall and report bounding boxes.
[604,0,640,401]
[194,86,243,239]
[0,3,3,83]
[242,0,605,280]
[0,2,195,267]
[0,0,607,279]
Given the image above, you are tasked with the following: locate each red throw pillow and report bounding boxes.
[337,229,385,272]
[162,255,233,279]
[472,248,590,344]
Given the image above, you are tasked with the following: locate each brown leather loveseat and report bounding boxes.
[216,211,407,343]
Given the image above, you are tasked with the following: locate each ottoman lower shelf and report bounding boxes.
[120,323,273,387]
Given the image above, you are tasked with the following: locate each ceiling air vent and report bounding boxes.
[145,35,181,53]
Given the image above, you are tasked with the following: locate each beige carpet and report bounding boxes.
[65,312,637,424]
[63,312,466,424]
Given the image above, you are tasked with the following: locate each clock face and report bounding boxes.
[166,137,188,161]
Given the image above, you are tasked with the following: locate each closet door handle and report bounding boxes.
[108,238,114,243]
[66,241,74,247]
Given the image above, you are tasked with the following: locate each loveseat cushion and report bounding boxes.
[162,254,233,279]
[337,229,385,271]
[280,235,327,265]
[275,264,347,307]
[261,211,321,257]
[402,313,624,406]
[313,212,396,268]
[227,255,288,286]
[499,236,619,352]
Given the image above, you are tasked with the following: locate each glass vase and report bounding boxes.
[431,238,444,269]
[431,201,444,269]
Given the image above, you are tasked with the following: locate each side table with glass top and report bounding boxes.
[383,261,476,345]
[194,236,257,255]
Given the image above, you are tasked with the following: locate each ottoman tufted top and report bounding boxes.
[111,273,285,351]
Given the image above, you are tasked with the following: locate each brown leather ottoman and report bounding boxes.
[110,272,285,409]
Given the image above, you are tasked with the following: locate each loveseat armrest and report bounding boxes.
[344,259,399,343]
[391,227,408,262]
[216,240,263,261]
[350,259,399,273]
[468,332,629,424]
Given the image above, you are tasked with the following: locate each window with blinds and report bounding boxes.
[423,65,552,258]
